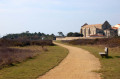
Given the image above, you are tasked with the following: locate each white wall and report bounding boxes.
[56,37,105,40]
[118,28,120,36]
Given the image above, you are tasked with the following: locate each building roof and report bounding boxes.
[82,24,102,29]
[112,24,120,29]
[112,27,118,30]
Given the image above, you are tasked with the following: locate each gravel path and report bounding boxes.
[37,42,101,79]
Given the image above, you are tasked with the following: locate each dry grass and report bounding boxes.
[0,46,42,69]
[0,39,53,69]
[0,46,68,79]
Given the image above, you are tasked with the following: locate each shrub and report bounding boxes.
[0,39,54,47]
[0,47,38,69]
[62,38,120,47]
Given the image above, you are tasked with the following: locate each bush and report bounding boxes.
[0,39,54,47]
[0,47,37,69]
[62,38,120,47]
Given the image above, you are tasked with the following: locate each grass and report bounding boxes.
[79,45,120,79]
[0,45,68,79]
[55,41,120,79]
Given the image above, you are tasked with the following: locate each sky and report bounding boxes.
[0,0,120,36]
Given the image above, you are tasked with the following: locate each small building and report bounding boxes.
[112,24,120,36]
[80,21,117,37]
[118,28,120,36]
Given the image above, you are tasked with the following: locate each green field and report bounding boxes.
[0,45,68,79]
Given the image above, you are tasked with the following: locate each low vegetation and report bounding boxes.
[62,37,120,47]
[0,46,68,79]
[0,47,37,69]
[0,39,54,47]
[0,39,54,69]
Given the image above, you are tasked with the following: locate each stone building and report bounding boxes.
[80,21,117,37]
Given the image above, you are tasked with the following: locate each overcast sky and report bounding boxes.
[0,0,120,36]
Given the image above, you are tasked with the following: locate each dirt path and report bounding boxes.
[37,42,101,79]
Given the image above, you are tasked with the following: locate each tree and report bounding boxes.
[26,31,29,33]
[67,32,83,37]
[72,32,80,37]
[38,32,42,36]
[67,32,73,37]
[2,31,56,40]
[51,34,55,37]
[79,34,83,37]
[58,32,64,37]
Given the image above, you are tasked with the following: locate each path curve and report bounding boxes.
[37,42,101,79]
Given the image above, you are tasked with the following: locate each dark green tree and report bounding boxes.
[58,32,64,37]
[67,32,83,37]
[67,32,73,37]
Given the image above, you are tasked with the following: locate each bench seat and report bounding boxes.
[99,52,106,54]
[99,47,108,58]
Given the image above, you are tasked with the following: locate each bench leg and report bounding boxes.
[101,55,103,58]
[105,55,108,58]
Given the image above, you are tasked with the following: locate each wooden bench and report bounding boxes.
[99,47,108,58]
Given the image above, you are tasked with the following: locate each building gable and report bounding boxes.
[102,21,111,30]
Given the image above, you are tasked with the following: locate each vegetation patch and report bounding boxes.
[62,37,120,47]
[0,45,68,79]
[0,39,54,47]
[0,47,38,69]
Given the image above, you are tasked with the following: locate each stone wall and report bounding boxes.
[56,37,105,40]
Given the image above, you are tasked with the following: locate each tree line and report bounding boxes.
[67,32,83,37]
[2,31,55,40]
[2,31,83,40]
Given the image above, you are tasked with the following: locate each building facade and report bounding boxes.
[80,21,117,37]
[112,24,120,36]
[118,28,120,36]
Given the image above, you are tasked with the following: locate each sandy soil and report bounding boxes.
[37,42,101,79]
